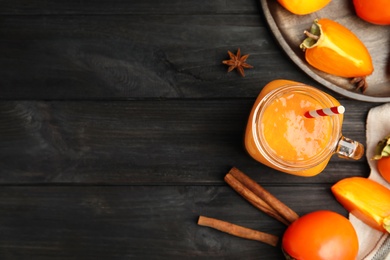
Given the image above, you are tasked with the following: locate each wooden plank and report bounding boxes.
[0,14,319,100]
[0,0,259,15]
[0,185,347,259]
[0,99,375,185]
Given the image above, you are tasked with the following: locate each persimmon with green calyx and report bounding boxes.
[277,0,331,15]
[353,0,390,25]
[300,18,373,92]
[282,210,359,260]
[373,134,390,183]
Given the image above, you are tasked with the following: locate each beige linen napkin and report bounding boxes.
[351,103,390,260]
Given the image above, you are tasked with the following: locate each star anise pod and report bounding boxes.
[222,48,253,77]
[350,76,368,93]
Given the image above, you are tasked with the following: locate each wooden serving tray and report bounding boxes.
[260,0,390,102]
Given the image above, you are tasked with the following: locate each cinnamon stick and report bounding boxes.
[198,215,279,247]
[226,167,299,225]
[224,173,290,226]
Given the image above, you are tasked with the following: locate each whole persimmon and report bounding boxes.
[282,210,359,260]
[378,156,390,183]
[277,0,331,15]
[353,0,390,25]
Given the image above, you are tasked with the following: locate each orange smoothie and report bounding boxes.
[261,91,332,162]
[244,79,343,176]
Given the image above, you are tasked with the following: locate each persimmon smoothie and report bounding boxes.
[244,79,352,176]
[261,90,332,162]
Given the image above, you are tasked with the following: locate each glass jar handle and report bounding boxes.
[335,136,364,160]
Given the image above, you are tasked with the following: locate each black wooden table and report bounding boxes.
[0,1,380,259]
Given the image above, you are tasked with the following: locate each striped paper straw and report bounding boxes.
[304,105,345,118]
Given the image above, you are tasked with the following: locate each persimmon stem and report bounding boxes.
[303,30,319,40]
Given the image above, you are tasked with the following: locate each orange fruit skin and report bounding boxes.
[277,0,331,15]
[305,19,373,78]
[353,0,390,25]
[282,210,359,260]
[378,156,390,183]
